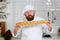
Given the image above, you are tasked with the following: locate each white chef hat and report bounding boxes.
[22,5,34,14]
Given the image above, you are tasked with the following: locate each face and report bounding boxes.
[24,10,35,21]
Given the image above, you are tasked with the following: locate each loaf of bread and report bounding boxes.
[16,20,49,27]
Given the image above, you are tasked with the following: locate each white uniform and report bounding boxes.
[13,16,48,40]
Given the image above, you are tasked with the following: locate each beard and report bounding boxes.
[26,15,34,21]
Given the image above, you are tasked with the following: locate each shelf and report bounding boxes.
[0,2,8,8]
[0,13,9,16]
[0,5,6,8]
[0,2,8,5]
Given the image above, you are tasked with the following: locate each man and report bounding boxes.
[13,5,52,40]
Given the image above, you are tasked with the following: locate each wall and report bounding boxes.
[5,0,14,32]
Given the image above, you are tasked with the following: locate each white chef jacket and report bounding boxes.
[12,16,49,40]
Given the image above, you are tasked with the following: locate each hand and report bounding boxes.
[14,25,20,36]
[46,21,52,31]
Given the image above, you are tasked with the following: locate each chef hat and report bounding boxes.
[22,5,34,14]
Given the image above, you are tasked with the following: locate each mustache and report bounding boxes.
[28,15,33,16]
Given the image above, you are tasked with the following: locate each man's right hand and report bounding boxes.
[14,25,20,36]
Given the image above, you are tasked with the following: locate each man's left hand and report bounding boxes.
[46,21,52,31]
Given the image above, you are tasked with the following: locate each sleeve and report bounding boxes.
[41,24,50,33]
